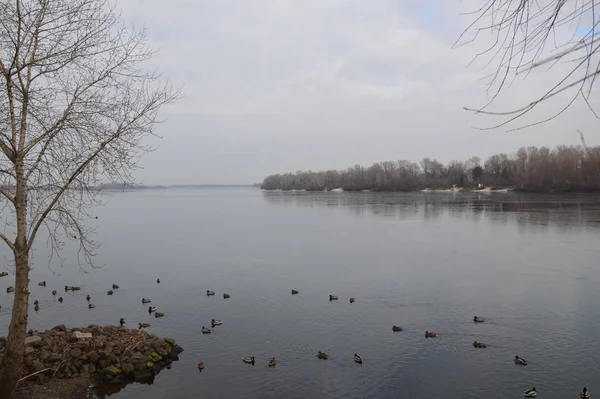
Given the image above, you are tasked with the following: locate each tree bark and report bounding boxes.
[0,250,29,399]
[0,158,30,398]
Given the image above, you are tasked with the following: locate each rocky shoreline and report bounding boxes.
[2,324,183,395]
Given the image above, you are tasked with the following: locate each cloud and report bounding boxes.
[115,0,600,184]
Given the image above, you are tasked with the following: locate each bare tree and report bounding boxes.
[455,1,600,130]
[0,0,179,395]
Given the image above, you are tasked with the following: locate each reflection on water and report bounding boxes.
[262,191,600,232]
[1,188,599,399]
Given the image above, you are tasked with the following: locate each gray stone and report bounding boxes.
[39,350,50,362]
[103,365,121,376]
[89,364,96,374]
[47,353,62,362]
[72,331,92,339]
[69,348,82,358]
[89,351,99,363]
[121,363,135,375]
[53,325,66,332]
[127,352,145,364]
[94,341,104,349]
[24,346,35,356]
[24,336,42,346]
[134,368,153,381]
[79,372,91,378]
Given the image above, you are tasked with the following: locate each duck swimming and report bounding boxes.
[38,281,46,287]
[392,325,403,332]
[157,279,160,284]
[206,290,215,296]
[473,341,487,348]
[201,326,211,334]
[6,286,14,293]
[473,316,485,323]
[211,319,223,326]
[291,289,299,295]
[354,354,363,364]
[197,362,204,371]
[107,290,113,295]
[515,356,527,365]
[349,297,355,304]
[317,351,328,360]
[138,323,151,329]
[581,387,590,399]
[52,290,57,295]
[223,293,231,299]
[58,297,63,303]
[112,284,119,289]
[142,298,151,304]
[329,295,338,301]
[242,356,255,365]
[148,306,156,313]
[119,318,126,326]
[88,304,96,309]
[524,387,537,397]
[154,312,165,318]
[268,357,277,367]
[425,330,437,338]
[86,295,90,301]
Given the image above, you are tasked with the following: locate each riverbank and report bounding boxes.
[3,324,183,398]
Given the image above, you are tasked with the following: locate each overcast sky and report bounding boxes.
[117,0,600,185]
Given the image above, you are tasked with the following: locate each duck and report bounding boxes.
[58,297,63,303]
[72,286,81,291]
[106,290,113,295]
[64,285,70,291]
[88,304,96,309]
[392,325,403,332]
[86,295,90,302]
[223,293,231,299]
[157,279,160,284]
[268,357,277,367]
[354,353,363,364]
[473,316,485,323]
[317,351,329,360]
[514,356,528,365]
[291,289,299,295]
[0,272,8,277]
[524,387,537,397]
[211,319,223,327]
[138,323,151,329]
[33,300,39,305]
[425,330,437,338]
[6,286,14,293]
[119,318,126,326]
[242,356,255,365]
[52,290,57,295]
[142,298,151,304]
[34,304,39,312]
[197,362,204,371]
[148,306,156,313]
[154,312,165,318]
[349,297,355,304]
[206,290,215,296]
[201,326,211,334]
[329,295,338,301]
[581,387,590,399]
[473,341,487,348]
[112,284,119,289]
[38,281,46,287]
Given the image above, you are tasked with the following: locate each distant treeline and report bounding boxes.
[261,145,600,192]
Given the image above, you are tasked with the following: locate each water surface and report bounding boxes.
[1,188,599,398]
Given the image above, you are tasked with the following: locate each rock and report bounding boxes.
[127,352,145,364]
[80,372,91,378]
[133,368,153,381]
[47,353,62,362]
[81,364,89,373]
[88,351,99,363]
[103,365,121,376]
[24,346,35,356]
[31,360,43,372]
[164,338,176,346]
[148,352,162,363]
[94,341,104,349]
[89,364,96,374]
[121,363,135,375]
[24,336,42,346]
[53,325,66,332]
[39,350,50,362]
[72,331,92,339]
[69,348,82,358]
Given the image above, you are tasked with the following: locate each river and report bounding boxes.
[1,188,599,398]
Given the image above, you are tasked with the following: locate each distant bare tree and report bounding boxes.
[455,1,600,129]
[0,0,179,396]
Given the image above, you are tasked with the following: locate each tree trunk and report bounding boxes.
[0,250,30,398]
